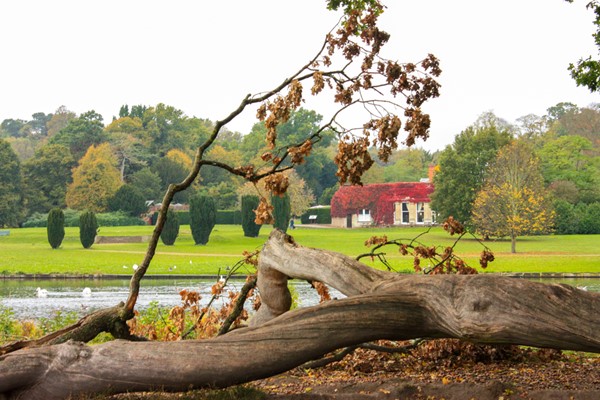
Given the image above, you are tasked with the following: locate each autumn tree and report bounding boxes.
[66,143,122,212]
[46,106,75,138]
[5,3,599,399]
[472,140,555,253]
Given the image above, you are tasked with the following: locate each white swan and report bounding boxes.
[36,287,48,298]
[132,264,139,271]
[82,287,92,297]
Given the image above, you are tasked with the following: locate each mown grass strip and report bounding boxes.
[0,225,598,275]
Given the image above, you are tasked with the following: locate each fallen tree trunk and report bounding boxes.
[1,230,598,399]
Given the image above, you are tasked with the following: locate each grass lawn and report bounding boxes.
[0,225,598,275]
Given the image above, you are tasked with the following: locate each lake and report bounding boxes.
[0,276,597,321]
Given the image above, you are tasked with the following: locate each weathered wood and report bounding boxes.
[1,230,598,399]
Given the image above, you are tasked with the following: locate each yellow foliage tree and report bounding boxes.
[166,149,193,171]
[66,143,122,212]
[471,140,554,253]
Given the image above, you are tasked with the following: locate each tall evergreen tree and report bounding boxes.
[47,208,65,249]
[241,195,262,237]
[160,208,179,245]
[272,193,291,232]
[189,194,216,245]
[79,211,98,249]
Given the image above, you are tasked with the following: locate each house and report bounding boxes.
[330,182,435,228]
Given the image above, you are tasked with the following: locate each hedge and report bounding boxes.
[151,210,241,225]
[300,207,332,224]
[23,210,145,228]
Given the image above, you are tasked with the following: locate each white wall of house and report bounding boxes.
[331,202,435,228]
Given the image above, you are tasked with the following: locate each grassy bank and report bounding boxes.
[0,225,598,275]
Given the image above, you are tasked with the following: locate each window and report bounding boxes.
[358,209,372,223]
[401,203,409,224]
[417,202,425,223]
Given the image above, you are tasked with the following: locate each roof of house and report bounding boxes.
[330,182,434,224]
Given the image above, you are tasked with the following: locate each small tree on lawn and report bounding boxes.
[189,194,216,245]
[471,140,554,253]
[47,208,65,249]
[160,208,179,245]
[79,210,98,249]
[241,195,262,237]
[272,193,291,232]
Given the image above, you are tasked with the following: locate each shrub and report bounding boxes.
[272,193,291,232]
[241,195,261,237]
[47,208,65,249]
[107,184,147,217]
[553,200,578,235]
[79,211,98,249]
[300,206,332,224]
[216,210,242,224]
[95,211,146,226]
[190,194,217,245]
[160,208,179,245]
[22,212,48,228]
[577,202,600,234]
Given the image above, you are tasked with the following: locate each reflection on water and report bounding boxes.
[0,277,597,320]
[0,278,344,320]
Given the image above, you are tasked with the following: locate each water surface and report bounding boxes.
[1,277,596,320]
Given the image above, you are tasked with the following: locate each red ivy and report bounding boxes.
[330,182,434,225]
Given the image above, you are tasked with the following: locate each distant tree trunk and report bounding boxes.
[511,233,517,253]
[1,230,598,400]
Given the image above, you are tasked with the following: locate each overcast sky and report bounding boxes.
[1,0,598,151]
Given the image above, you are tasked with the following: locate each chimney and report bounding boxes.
[428,164,436,183]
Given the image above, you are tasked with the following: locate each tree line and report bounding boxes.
[1,102,599,243]
[0,104,435,228]
[432,104,600,249]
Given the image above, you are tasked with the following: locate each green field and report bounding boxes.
[0,225,598,275]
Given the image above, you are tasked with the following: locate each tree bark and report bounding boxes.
[1,230,598,399]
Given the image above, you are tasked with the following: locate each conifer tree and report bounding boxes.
[189,194,216,245]
[272,193,291,233]
[241,195,261,237]
[79,211,98,249]
[160,208,179,245]
[47,208,65,249]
